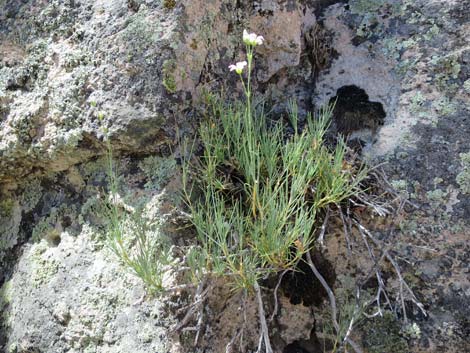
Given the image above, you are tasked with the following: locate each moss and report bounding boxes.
[456,152,470,194]
[163,0,176,9]
[362,312,409,353]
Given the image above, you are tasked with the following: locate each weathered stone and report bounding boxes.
[1,0,469,352]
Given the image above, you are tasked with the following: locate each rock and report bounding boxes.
[1,0,469,352]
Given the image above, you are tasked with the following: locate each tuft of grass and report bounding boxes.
[102,125,172,295]
[183,95,367,291]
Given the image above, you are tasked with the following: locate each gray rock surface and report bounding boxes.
[1,0,469,352]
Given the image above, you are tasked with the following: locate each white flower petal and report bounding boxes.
[243,29,250,42]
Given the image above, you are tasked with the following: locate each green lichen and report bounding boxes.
[0,279,12,307]
[0,39,48,96]
[7,343,17,353]
[63,49,91,71]
[0,199,14,218]
[426,188,448,209]
[162,59,177,93]
[350,0,388,14]
[163,74,177,93]
[402,322,421,339]
[163,0,176,9]
[430,54,461,93]
[350,0,403,38]
[0,199,20,259]
[433,96,457,116]
[463,79,470,93]
[49,65,92,128]
[423,24,440,41]
[390,179,409,198]
[0,198,15,253]
[19,178,43,212]
[362,312,409,353]
[0,279,12,330]
[121,7,160,58]
[138,155,176,190]
[456,152,470,194]
[30,243,60,286]
[409,91,427,116]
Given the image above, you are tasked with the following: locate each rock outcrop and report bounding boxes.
[1,1,469,352]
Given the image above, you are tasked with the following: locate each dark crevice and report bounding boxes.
[283,326,327,353]
[281,251,336,307]
[329,85,386,146]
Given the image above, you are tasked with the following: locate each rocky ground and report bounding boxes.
[0,1,469,352]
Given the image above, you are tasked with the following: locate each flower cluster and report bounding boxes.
[242,29,264,46]
[228,29,264,75]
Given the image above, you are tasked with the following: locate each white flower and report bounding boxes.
[228,61,247,74]
[243,29,264,46]
[255,35,265,45]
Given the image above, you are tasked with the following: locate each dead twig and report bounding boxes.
[306,252,340,333]
[254,282,273,353]
[171,279,210,336]
[306,252,363,353]
[269,269,289,322]
[317,206,331,248]
[352,219,427,321]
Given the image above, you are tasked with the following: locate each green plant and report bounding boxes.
[182,33,367,292]
[101,117,172,295]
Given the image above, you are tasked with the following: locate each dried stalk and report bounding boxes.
[306,251,362,353]
[269,269,289,322]
[254,282,273,353]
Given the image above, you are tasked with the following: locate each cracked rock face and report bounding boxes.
[1,0,469,352]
